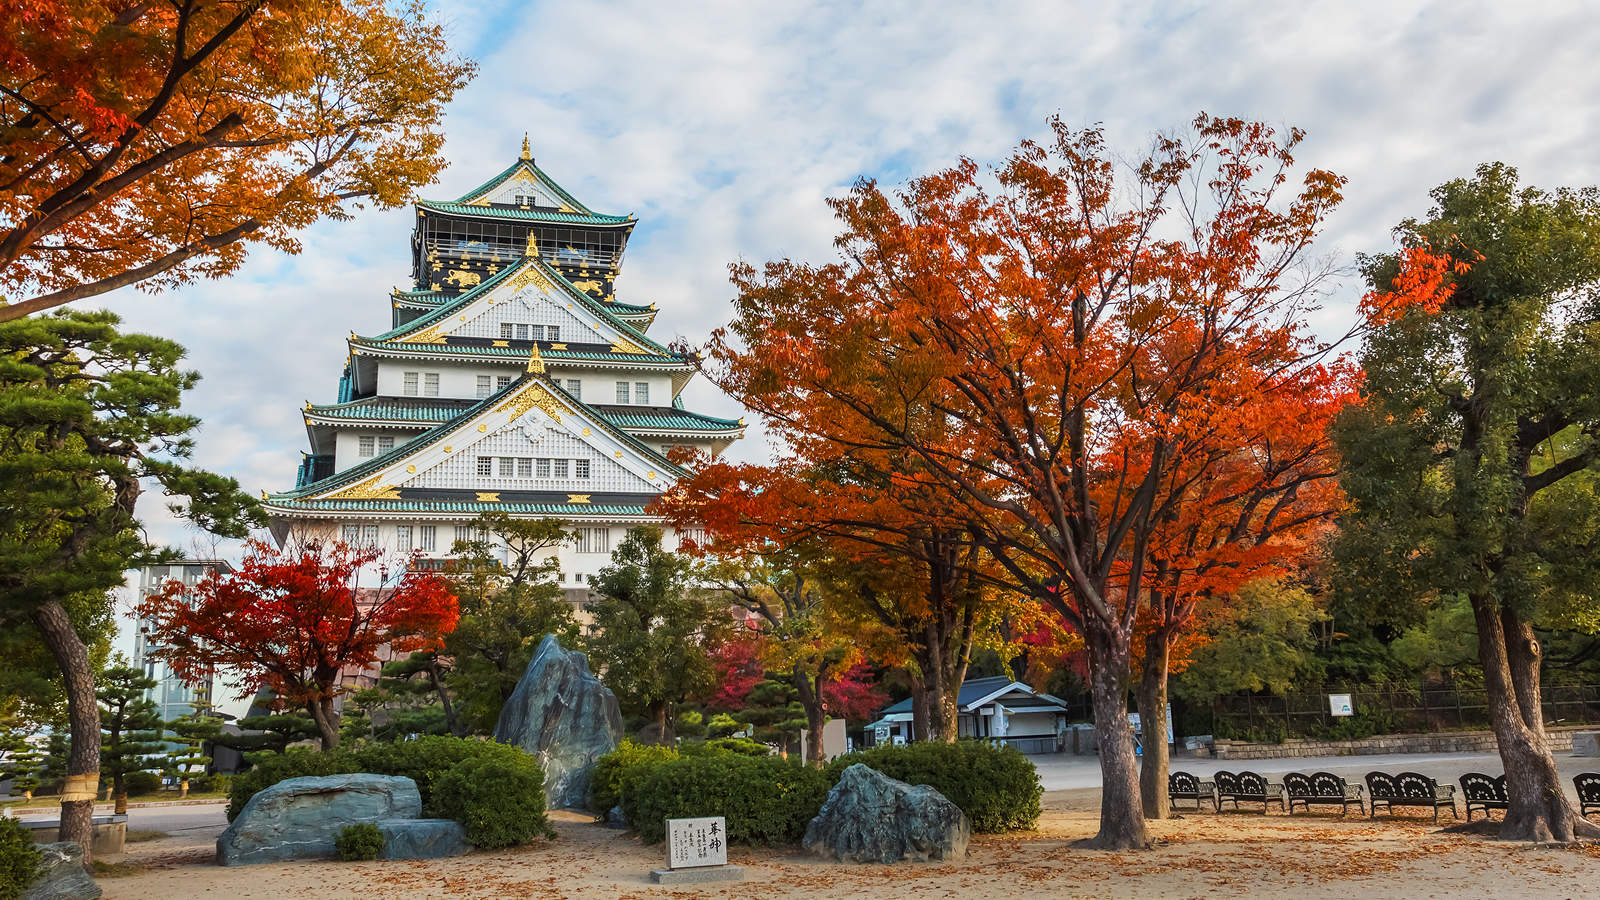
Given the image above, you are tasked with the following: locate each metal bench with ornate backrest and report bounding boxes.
[1366,771,1457,822]
[1215,770,1285,814]
[1459,772,1509,821]
[1576,773,1600,819]
[1168,771,1216,812]
[1284,771,1364,816]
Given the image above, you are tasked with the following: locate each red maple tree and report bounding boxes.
[136,539,459,749]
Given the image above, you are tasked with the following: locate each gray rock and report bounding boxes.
[22,842,101,900]
[493,634,623,809]
[216,774,422,866]
[802,764,969,864]
[376,819,467,859]
[606,805,627,829]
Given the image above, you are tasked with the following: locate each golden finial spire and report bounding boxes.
[526,342,544,374]
[520,132,531,161]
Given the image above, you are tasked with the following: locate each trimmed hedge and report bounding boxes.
[826,741,1042,832]
[630,753,832,846]
[587,739,677,821]
[335,823,384,861]
[0,818,40,900]
[227,736,553,848]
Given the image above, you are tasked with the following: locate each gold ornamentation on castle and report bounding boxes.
[572,279,603,293]
[506,260,552,295]
[476,492,501,503]
[526,344,545,374]
[609,335,649,355]
[494,379,565,424]
[327,475,400,501]
[567,494,591,504]
[445,269,481,289]
[404,323,447,344]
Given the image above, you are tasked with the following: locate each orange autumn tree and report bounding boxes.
[1129,361,1352,817]
[136,539,459,749]
[702,115,1455,849]
[0,0,475,320]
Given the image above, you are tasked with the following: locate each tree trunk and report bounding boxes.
[1471,595,1599,841]
[932,678,959,742]
[793,667,828,768]
[1137,627,1171,820]
[31,599,101,867]
[909,676,930,742]
[426,659,463,738]
[179,779,189,799]
[113,777,127,815]
[307,697,340,751]
[1079,620,1148,850]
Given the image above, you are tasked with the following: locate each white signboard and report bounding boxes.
[666,816,727,869]
[1329,693,1354,717]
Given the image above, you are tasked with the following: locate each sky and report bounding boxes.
[92,0,1600,609]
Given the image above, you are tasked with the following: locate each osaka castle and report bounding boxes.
[263,137,741,597]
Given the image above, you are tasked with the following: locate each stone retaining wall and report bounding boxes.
[1211,724,1592,760]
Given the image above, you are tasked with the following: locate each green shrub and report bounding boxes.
[695,737,769,757]
[432,755,554,849]
[349,736,534,814]
[191,773,233,795]
[630,753,831,846]
[827,741,1042,833]
[0,818,41,900]
[334,823,384,861]
[125,770,163,796]
[588,739,677,821]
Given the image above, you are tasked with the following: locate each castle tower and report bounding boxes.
[264,140,742,599]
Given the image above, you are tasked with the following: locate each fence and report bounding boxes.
[1208,682,1600,740]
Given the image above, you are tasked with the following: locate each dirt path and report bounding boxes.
[97,791,1599,899]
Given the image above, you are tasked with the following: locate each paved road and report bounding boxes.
[14,802,228,838]
[1030,750,1600,792]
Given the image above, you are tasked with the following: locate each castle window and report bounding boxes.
[575,460,590,479]
[500,323,513,339]
[546,326,560,342]
[566,379,581,399]
[615,382,630,403]
[423,373,439,397]
[403,372,419,396]
[499,457,514,477]
[477,456,492,476]
[536,458,551,478]
[358,436,375,458]
[419,525,436,552]
[635,382,649,404]
[377,436,394,453]
[476,375,491,398]
[497,375,512,390]
[517,457,533,477]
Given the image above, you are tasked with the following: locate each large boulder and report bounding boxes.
[21,842,100,900]
[375,819,467,860]
[493,634,623,809]
[803,764,970,864]
[216,774,422,866]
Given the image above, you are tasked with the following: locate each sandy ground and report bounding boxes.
[92,789,1600,900]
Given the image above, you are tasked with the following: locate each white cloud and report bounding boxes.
[89,0,1600,556]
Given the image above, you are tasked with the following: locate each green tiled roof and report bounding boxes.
[306,397,739,433]
[273,373,685,502]
[417,200,631,227]
[592,406,743,432]
[349,336,692,367]
[451,157,614,216]
[362,255,677,358]
[265,498,652,516]
[305,398,472,422]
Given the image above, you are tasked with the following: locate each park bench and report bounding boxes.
[1214,770,1284,814]
[1365,771,1457,822]
[1283,771,1363,816]
[1168,771,1216,811]
[1459,772,1509,821]
[1576,774,1600,819]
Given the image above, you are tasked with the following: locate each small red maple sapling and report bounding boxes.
[136,539,459,749]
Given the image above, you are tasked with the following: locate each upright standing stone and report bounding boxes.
[493,634,624,809]
[803,764,970,863]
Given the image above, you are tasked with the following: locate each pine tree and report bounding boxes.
[98,662,164,814]
[163,713,214,799]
